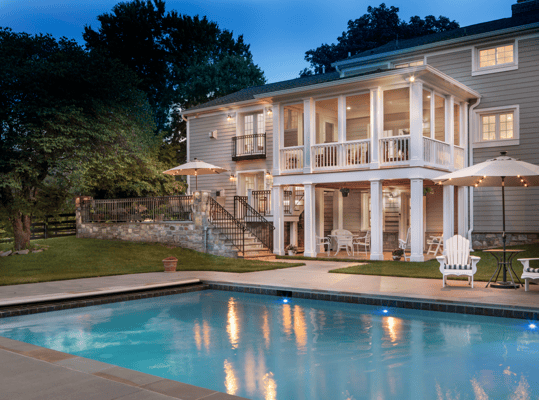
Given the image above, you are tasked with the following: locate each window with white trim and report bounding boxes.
[394,60,424,69]
[474,106,519,148]
[473,42,517,76]
[241,112,264,136]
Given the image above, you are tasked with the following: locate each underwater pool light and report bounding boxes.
[530,323,537,329]
[383,309,388,313]
[283,299,289,304]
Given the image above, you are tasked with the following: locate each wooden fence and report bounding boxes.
[0,213,76,243]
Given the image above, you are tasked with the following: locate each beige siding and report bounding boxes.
[189,111,273,212]
[428,37,539,233]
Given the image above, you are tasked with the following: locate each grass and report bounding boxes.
[330,243,539,281]
[0,236,304,286]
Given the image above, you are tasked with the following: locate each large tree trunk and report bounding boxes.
[12,214,32,251]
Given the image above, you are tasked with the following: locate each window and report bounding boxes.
[383,88,409,136]
[395,60,424,69]
[242,112,264,136]
[315,98,338,144]
[346,93,370,141]
[283,104,304,147]
[473,42,517,76]
[475,106,519,148]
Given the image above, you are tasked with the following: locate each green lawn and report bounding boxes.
[330,243,539,281]
[0,236,303,286]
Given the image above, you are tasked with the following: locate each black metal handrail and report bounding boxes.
[233,195,248,219]
[232,133,266,159]
[80,195,193,223]
[208,196,246,254]
[252,190,271,216]
[234,196,274,250]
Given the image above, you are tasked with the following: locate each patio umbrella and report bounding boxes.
[433,151,539,286]
[163,158,227,190]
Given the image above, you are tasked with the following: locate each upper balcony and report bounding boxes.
[270,65,479,177]
[232,133,266,161]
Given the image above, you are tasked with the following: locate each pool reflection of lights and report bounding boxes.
[530,324,537,329]
[283,299,289,304]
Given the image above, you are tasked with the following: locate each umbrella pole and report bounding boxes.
[502,176,507,283]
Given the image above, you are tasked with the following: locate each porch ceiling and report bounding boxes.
[315,179,437,190]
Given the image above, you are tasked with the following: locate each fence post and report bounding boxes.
[44,216,48,239]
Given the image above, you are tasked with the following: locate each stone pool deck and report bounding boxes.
[1,259,538,399]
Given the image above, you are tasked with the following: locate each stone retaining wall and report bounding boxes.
[77,221,238,258]
[472,232,539,249]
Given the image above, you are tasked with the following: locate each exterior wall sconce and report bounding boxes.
[267,108,273,115]
[227,114,233,121]
[407,76,415,82]
[229,174,236,182]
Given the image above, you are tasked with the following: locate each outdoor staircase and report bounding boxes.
[208,197,275,260]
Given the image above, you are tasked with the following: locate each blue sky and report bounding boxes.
[1,0,515,83]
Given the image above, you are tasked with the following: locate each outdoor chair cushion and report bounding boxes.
[444,264,472,270]
[524,266,539,273]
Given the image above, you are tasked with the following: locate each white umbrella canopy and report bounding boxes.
[433,152,539,187]
[163,158,228,190]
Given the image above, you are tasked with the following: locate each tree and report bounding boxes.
[0,28,160,250]
[302,3,459,75]
[83,0,266,147]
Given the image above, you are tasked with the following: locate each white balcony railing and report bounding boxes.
[423,137,451,169]
[311,140,370,171]
[380,136,410,165]
[344,140,370,168]
[280,146,304,173]
[454,146,465,170]
[312,143,340,170]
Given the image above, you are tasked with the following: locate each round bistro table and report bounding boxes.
[483,249,524,289]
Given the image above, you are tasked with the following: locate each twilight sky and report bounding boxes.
[1,0,516,83]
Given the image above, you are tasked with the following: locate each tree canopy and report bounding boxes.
[0,28,168,249]
[83,0,266,144]
[301,3,459,76]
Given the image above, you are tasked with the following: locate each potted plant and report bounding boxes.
[162,257,178,272]
[392,248,404,261]
[423,187,434,196]
[286,244,298,256]
[340,188,350,197]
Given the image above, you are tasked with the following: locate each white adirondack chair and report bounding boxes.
[518,258,539,291]
[436,235,480,288]
[331,229,354,256]
[398,227,411,261]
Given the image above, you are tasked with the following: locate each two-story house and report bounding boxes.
[181,0,539,261]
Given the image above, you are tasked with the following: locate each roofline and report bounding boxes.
[181,98,270,117]
[253,65,481,100]
[333,21,539,69]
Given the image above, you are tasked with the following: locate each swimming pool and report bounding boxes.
[1,290,538,399]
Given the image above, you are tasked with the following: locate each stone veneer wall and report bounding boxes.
[472,232,539,249]
[77,221,238,258]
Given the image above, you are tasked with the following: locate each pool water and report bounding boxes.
[1,290,538,399]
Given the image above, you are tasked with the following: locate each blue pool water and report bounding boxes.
[1,290,538,399]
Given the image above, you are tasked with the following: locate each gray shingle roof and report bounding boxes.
[185,72,340,112]
[345,10,539,61]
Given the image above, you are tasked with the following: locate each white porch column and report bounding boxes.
[315,188,325,252]
[303,98,315,174]
[446,95,455,171]
[410,179,424,262]
[304,183,317,257]
[247,189,253,208]
[333,190,343,230]
[272,103,281,176]
[290,222,298,247]
[457,186,468,236]
[370,88,382,169]
[370,179,384,260]
[443,185,455,244]
[410,81,424,167]
[272,185,285,255]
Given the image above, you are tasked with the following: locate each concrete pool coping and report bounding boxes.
[0,336,247,400]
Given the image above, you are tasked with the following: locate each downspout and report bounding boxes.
[468,97,481,248]
[203,226,208,253]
